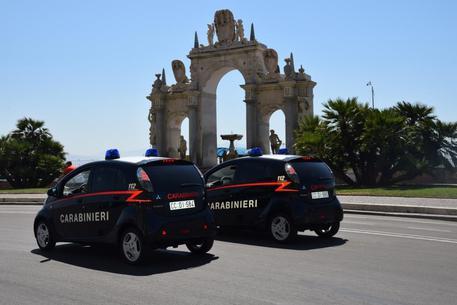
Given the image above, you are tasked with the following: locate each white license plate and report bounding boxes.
[311,191,329,199]
[169,200,195,211]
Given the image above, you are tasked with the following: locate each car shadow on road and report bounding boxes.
[31,244,218,276]
[215,229,347,250]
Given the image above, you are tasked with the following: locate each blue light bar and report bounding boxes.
[145,148,159,157]
[278,148,288,155]
[247,147,263,156]
[105,149,120,160]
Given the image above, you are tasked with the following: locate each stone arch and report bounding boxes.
[201,65,248,96]
[146,9,316,168]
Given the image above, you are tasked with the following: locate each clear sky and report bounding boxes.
[1,0,456,162]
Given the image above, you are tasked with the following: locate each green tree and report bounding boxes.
[0,118,65,188]
[295,99,457,186]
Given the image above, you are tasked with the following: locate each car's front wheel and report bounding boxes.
[314,222,340,238]
[35,220,55,251]
[269,213,297,243]
[186,238,214,254]
[120,227,145,264]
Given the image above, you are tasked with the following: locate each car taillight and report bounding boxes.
[136,167,154,192]
[285,163,300,184]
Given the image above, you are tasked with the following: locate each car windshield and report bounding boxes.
[142,164,203,192]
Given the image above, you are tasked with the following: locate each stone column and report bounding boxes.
[243,84,257,149]
[187,94,199,164]
[199,91,217,168]
[147,94,166,156]
[167,126,180,158]
[284,97,298,154]
[257,112,270,153]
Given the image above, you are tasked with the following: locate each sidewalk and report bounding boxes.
[339,195,457,220]
[1,193,457,221]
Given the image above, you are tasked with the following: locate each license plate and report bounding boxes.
[311,191,329,199]
[169,200,195,211]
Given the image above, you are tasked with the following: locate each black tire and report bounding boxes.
[268,213,297,243]
[119,227,145,264]
[186,237,214,254]
[35,220,56,251]
[314,222,340,238]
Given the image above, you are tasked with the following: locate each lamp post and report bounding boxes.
[366,81,375,108]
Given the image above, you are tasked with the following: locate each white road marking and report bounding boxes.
[343,221,374,226]
[341,228,457,244]
[406,226,451,233]
[346,214,457,227]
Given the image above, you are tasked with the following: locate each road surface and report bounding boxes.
[1,205,456,305]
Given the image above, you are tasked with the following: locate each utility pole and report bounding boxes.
[366,81,375,108]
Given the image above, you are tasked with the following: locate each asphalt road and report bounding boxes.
[1,206,457,305]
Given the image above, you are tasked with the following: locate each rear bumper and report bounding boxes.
[294,197,344,230]
[144,208,216,247]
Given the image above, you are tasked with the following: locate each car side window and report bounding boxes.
[207,164,237,187]
[62,170,91,197]
[234,161,279,183]
[91,167,127,193]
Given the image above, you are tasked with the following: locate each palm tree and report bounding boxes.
[11,118,51,143]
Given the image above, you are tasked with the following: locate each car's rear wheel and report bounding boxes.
[269,213,297,243]
[186,237,214,254]
[120,227,145,264]
[35,220,55,251]
[314,222,340,238]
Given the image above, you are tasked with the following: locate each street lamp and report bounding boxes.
[366,81,375,108]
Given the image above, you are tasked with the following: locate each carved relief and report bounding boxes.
[148,109,157,146]
[172,60,189,84]
[214,9,236,44]
[263,49,278,75]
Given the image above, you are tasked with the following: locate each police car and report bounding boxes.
[34,149,216,264]
[204,148,343,243]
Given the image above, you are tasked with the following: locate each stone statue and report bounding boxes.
[269,129,282,154]
[151,73,162,93]
[297,65,307,80]
[235,19,245,42]
[283,58,294,80]
[263,48,279,77]
[178,135,187,160]
[214,9,236,44]
[148,109,157,145]
[171,60,189,84]
[207,23,215,46]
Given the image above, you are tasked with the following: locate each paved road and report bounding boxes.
[1,206,456,305]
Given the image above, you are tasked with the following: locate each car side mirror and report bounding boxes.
[47,187,58,197]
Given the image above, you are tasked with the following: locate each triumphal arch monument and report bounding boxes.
[146,9,316,168]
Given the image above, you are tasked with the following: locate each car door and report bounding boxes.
[83,165,130,239]
[230,159,277,226]
[52,168,92,239]
[205,162,239,226]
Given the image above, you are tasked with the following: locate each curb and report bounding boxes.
[340,202,457,216]
[344,209,457,222]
